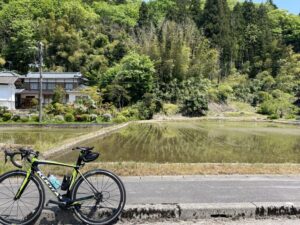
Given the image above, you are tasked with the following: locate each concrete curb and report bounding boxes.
[35,202,300,224]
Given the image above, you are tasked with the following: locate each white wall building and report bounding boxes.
[0,72,20,110]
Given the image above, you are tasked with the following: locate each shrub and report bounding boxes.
[2,112,12,121]
[257,91,272,104]
[0,106,8,116]
[268,114,279,120]
[20,116,29,123]
[113,114,128,124]
[80,114,90,122]
[30,115,39,122]
[162,104,179,116]
[96,116,104,123]
[54,115,65,122]
[258,94,297,118]
[120,107,139,120]
[217,84,233,103]
[90,114,98,122]
[64,113,75,122]
[102,113,112,122]
[53,103,65,115]
[180,94,208,117]
[12,115,21,122]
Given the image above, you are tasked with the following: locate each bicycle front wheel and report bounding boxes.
[71,169,126,225]
[0,170,45,225]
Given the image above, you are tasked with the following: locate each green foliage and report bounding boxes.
[64,113,75,122]
[258,93,297,118]
[30,115,39,122]
[0,106,8,117]
[162,103,179,116]
[113,114,128,124]
[178,78,210,117]
[93,1,140,27]
[2,112,12,121]
[217,84,233,103]
[0,0,299,120]
[52,86,66,104]
[11,114,21,122]
[102,52,155,104]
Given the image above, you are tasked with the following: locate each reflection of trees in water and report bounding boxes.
[0,129,90,150]
[57,122,300,164]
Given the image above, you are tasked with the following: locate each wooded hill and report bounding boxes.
[0,0,299,119]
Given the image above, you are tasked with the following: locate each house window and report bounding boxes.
[65,83,73,90]
[42,83,47,90]
[48,83,55,90]
[30,83,38,90]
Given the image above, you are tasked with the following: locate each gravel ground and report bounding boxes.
[120,218,300,225]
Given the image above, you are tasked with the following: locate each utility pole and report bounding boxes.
[38,42,43,123]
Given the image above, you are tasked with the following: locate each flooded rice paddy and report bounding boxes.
[52,121,300,163]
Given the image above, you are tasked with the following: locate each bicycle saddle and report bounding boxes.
[72,146,94,151]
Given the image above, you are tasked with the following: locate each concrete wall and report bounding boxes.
[0,84,15,110]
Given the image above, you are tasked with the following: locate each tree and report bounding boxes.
[104,84,130,109]
[202,0,233,78]
[102,52,155,103]
[137,1,152,28]
[52,86,66,104]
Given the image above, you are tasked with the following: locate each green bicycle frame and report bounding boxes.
[14,155,95,205]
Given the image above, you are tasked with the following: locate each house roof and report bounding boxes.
[25,72,82,79]
[0,71,20,84]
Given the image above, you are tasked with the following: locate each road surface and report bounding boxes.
[123,175,300,204]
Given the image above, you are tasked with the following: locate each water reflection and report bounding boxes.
[54,121,300,163]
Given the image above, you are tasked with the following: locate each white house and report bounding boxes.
[0,71,21,110]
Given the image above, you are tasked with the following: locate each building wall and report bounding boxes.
[0,84,16,110]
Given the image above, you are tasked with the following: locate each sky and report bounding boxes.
[250,0,299,14]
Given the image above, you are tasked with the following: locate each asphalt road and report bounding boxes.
[123,175,300,204]
[121,219,300,225]
[3,175,300,205]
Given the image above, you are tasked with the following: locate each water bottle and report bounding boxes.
[48,175,61,190]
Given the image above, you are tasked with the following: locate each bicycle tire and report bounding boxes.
[71,169,126,225]
[0,170,45,225]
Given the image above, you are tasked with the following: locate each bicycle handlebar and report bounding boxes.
[4,148,39,168]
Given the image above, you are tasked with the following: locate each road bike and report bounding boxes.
[0,147,126,225]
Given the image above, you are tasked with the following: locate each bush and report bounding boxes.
[90,114,98,122]
[180,94,208,117]
[30,115,39,122]
[120,107,139,119]
[268,114,279,120]
[162,104,179,116]
[20,116,29,123]
[217,84,233,103]
[54,115,65,122]
[11,115,21,122]
[257,91,272,104]
[113,114,128,124]
[102,113,112,122]
[64,113,75,122]
[0,106,8,116]
[78,114,90,122]
[2,112,12,121]
[258,94,297,118]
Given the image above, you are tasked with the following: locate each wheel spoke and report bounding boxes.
[73,171,125,224]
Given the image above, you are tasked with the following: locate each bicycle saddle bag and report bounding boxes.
[82,152,99,162]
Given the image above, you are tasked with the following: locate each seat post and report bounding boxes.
[76,153,83,166]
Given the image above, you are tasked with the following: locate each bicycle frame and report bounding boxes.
[14,156,95,205]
